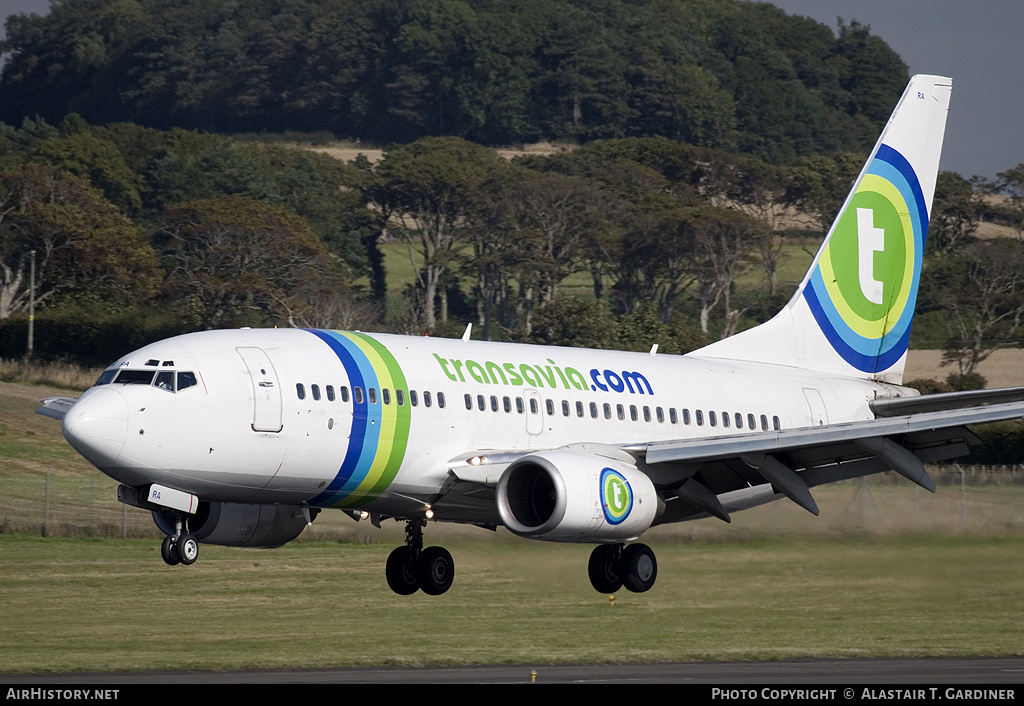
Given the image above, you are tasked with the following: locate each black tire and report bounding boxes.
[178,534,199,566]
[160,535,180,566]
[386,546,419,595]
[417,546,454,596]
[621,543,657,593]
[587,544,623,593]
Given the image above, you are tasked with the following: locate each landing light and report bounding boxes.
[425,507,434,520]
[468,455,487,466]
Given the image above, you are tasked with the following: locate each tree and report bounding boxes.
[925,239,1024,376]
[0,163,158,320]
[367,136,507,330]
[155,196,339,329]
[929,171,985,254]
[996,163,1024,239]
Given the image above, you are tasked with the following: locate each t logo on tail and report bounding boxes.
[857,207,886,305]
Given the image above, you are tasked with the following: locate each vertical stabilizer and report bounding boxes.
[692,74,952,384]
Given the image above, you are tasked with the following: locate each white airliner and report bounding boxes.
[38,75,1024,595]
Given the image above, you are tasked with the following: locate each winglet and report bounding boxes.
[692,75,952,384]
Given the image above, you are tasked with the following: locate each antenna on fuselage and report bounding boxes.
[462,323,472,342]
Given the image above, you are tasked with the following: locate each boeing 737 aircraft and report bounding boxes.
[38,75,1024,595]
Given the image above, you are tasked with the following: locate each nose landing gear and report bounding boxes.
[385,519,455,595]
[159,513,199,567]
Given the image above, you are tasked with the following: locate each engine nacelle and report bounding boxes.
[496,448,658,542]
[153,501,315,548]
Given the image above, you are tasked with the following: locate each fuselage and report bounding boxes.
[62,328,905,520]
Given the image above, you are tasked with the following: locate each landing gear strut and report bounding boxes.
[385,520,455,596]
[588,543,657,593]
[159,512,198,567]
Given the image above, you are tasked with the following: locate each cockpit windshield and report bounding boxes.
[94,368,198,392]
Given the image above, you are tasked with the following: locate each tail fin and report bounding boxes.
[692,74,952,384]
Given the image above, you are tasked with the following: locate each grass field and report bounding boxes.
[3,374,1024,674]
[2,534,1023,673]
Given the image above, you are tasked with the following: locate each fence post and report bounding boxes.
[43,469,51,537]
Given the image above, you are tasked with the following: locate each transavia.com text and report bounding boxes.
[711,689,1016,700]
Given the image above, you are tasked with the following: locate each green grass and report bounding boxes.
[1,534,1022,673]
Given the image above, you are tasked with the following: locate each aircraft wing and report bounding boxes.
[443,393,1024,527]
[36,397,77,421]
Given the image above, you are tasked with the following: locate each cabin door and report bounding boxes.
[237,347,284,433]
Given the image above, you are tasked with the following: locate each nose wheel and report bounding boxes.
[385,520,455,595]
[159,513,199,567]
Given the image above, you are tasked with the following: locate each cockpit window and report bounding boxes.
[94,369,118,386]
[177,372,198,391]
[114,370,156,385]
[154,371,175,391]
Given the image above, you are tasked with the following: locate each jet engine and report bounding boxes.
[152,501,314,548]
[495,448,658,541]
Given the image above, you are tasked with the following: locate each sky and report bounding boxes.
[2,0,1022,179]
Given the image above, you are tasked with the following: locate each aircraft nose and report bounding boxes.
[62,388,128,467]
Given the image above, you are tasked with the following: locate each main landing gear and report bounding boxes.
[159,512,198,567]
[386,519,455,596]
[588,543,658,593]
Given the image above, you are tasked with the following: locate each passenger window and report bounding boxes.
[312,384,321,401]
[340,386,350,402]
[709,411,717,427]
[354,387,364,404]
[722,412,729,428]
[695,410,703,426]
[748,413,756,429]
[669,408,678,424]
[529,398,538,414]
[516,397,524,414]
[437,392,445,408]
[655,407,663,423]
[368,388,377,404]
[562,400,570,417]
[326,385,335,402]
[590,402,598,419]
[603,403,611,420]
[735,412,743,428]
[760,414,768,430]
[503,396,511,413]
[465,393,473,410]
[773,415,781,431]
[396,389,404,406]
[410,390,418,406]
[423,391,432,408]
[546,399,555,416]
[477,394,486,411]
[683,409,691,425]
[576,401,584,418]
[491,395,499,412]
[382,389,391,405]
[629,405,637,422]
[644,406,652,423]
[296,383,306,400]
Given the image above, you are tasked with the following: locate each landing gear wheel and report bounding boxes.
[177,534,199,566]
[386,546,420,595]
[160,535,180,566]
[621,543,657,593]
[588,544,623,593]
[417,546,454,596]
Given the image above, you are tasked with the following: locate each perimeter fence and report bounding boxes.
[2,465,1023,542]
